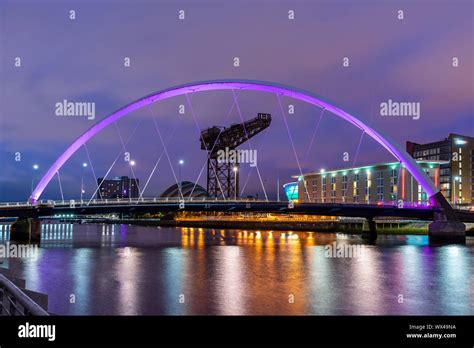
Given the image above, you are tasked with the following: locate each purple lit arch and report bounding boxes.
[30,80,438,202]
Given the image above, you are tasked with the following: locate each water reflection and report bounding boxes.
[116,247,140,315]
[163,248,186,315]
[214,246,246,315]
[0,223,472,315]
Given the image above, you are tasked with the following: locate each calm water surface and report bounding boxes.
[0,223,472,315]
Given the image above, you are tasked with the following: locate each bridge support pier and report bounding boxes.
[10,217,41,243]
[361,217,377,241]
[429,221,466,244]
[429,192,465,244]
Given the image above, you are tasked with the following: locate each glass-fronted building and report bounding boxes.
[283,182,299,201]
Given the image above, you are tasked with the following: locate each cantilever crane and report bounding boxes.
[200,113,272,198]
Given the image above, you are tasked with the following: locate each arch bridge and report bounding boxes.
[27,80,466,243]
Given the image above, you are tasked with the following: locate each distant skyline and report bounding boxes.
[1,0,472,201]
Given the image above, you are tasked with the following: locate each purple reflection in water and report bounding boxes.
[1,224,472,315]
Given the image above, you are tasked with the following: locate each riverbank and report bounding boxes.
[50,218,438,235]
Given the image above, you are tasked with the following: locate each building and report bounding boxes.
[283,182,298,201]
[407,133,473,204]
[296,160,447,206]
[97,176,140,199]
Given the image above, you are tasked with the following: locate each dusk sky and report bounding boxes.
[1,0,472,201]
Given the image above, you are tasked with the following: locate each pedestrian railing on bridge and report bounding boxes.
[0,274,49,316]
[0,197,448,209]
[0,197,262,208]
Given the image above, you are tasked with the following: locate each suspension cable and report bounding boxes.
[352,130,365,168]
[151,117,184,200]
[231,89,269,201]
[185,93,228,200]
[83,143,100,198]
[136,125,177,202]
[114,122,142,197]
[56,171,64,202]
[87,119,143,205]
[187,90,242,199]
[303,107,325,170]
[276,93,311,203]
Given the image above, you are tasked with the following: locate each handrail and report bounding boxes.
[0,198,445,208]
[0,274,49,316]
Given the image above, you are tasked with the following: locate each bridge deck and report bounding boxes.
[1,199,472,222]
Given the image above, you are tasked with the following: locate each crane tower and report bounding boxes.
[199,113,272,198]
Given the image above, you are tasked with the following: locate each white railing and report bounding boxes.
[0,202,31,207]
[0,197,260,208]
[0,198,462,209]
[0,274,49,316]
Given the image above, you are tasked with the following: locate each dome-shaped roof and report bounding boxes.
[160,181,208,198]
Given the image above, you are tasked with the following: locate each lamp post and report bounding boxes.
[81,162,87,202]
[276,168,280,202]
[233,166,238,200]
[31,164,39,196]
[178,160,184,197]
[129,160,136,201]
[277,176,280,202]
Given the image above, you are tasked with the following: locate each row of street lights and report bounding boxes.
[32,162,92,200]
[30,159,245,200]
[30,161,135,199]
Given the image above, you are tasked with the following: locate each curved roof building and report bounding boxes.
[160,181,208,198]
[283,182,299,201]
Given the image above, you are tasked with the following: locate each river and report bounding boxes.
[0,222,472,315]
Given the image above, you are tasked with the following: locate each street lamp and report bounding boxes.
[178,160,184,197]
[31,164,39,195]
[81,162,87,202]
[129,160,136,201]
[233,166,238,200]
